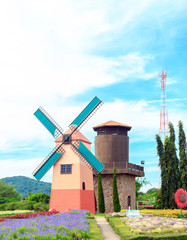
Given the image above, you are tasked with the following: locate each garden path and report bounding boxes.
[95,216,121,240]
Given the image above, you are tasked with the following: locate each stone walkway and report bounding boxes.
[95,216,121,240]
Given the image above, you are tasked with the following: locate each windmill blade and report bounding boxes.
[34,107,63,139]
[71,140,104,175]
[33,144,65,181]
[69,96,102,133]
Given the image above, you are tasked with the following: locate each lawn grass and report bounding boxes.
[89,218,104,240]
[108,217,135,240]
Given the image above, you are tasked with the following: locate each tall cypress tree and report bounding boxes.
[163,136,170,209]
[156,134,169,209]
[167,122,179,208]
[178,121,187,190]
[112,168,121,212]
[98,173,105,213]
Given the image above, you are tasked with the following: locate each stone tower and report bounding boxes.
[93,121,144,212]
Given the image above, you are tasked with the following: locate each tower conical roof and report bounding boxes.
[93,120,131,131]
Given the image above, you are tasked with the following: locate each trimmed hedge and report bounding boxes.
[90,218,104,240]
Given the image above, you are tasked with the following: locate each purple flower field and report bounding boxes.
[0,210,91,239]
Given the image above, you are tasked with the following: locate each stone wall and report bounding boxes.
[94,174,136,213]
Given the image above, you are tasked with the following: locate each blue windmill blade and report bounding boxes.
[71,140,104,175]
[69,96,102,133]
[34,107,63,139]
[33,144,65,181]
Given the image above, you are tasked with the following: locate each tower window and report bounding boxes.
[61,164,72,174]
[128,196,131,207]
[82,182,85,190]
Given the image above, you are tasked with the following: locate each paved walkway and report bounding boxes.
[95,216,121,240]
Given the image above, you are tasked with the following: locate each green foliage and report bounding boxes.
[89,218,104,239]
[26,193,50,204]
[178,120,187,190]
[1,176,51,198]
[0,180,21,204]
[98,173,105,213]
[146,188,158,195]
[136,177,150,199]
[0,200,49,211]
[112,168,121,212]
[162,136,170,209]
[156,121,185,209]
[167,122,180,209]
[138,188,159,207]
[109,217,132,240]
[33,202,49,211]
[154,189,162,209]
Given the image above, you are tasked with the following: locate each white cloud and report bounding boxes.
[0,158,52,180]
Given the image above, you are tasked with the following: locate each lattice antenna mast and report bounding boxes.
[159,70,168,135]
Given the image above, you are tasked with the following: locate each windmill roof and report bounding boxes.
[55,129,91,144]
[93,120,132,130]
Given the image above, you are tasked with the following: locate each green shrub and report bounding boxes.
[4,201,19,210]
[109,217,132,239]
[33,202,49,212]
[98,174,105,213]
[26,193,50,204]
[113,168,121,212]
[16,200,35,210]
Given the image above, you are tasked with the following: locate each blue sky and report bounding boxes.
[0,0,187,192]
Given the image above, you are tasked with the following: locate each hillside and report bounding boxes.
[1,176,51,198]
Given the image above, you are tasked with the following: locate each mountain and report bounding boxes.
[1,176,51,198]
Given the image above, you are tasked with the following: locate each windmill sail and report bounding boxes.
[69,96,102,132]
[33,145,65,181]
[71,140,104,174]
[34,107,63,139]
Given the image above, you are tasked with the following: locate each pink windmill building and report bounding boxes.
[32,97,104,213]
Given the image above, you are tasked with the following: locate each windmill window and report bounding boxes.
[60,164,72,174]
[82,182,85,190]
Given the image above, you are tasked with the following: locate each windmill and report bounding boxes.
[33,96,104,213]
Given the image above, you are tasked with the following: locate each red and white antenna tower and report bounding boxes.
[159,70,168,135]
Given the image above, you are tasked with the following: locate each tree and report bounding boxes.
[136,177,150,199]
[156,134,169,208]
[0,180,21,204]
[178,120,187,190]
[146,188,158,195]
[98,173,105,213]
[26,193,50,204]
[167,122,180,208]
[112,168,121,212]
[162,136,170,208]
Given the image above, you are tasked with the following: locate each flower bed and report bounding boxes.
[121,209,187,218]
[0,210,33,216]
[0,210,90,239]
[0,209,59,223]
[123,216,187,234]
[140,209,187,218]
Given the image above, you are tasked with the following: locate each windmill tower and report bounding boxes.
[93,121,144,212]
[33,97,104,213]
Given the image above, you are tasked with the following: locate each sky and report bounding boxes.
[0,0,187,192]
